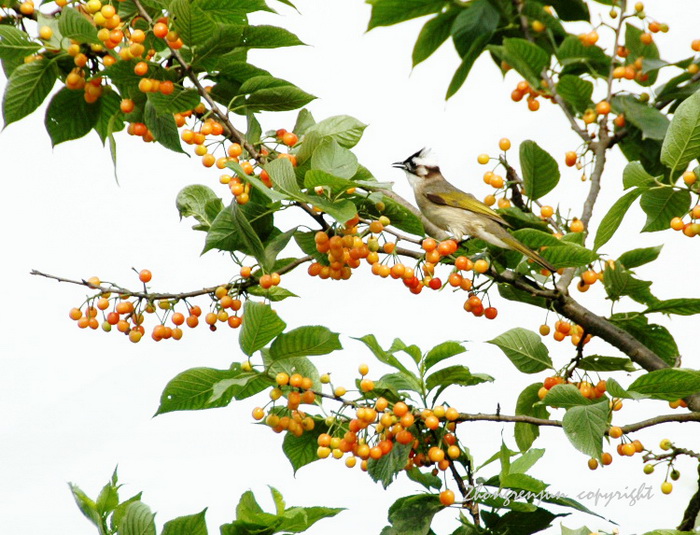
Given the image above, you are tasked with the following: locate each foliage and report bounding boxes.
[4,0,700,534]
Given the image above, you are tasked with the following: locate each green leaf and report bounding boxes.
[500,38,550,88]
[540,243,598,268]
[578,356,636,372]
[69,484,101,527]
[118,502,156,535]
[239,25,304,48]
[110,492,143,533]
[611,95,669,141]
[593,189,642,250]
[44,87,100,146]
[195,0,272,18]
[556,35,610,76]
[368,442,412,489]
[277,505,344,533]
[623,161,656,189]
[311,139,358,179]
[660,89,700,172]
[203,200,268,260]
[605,377,649,400]
[405,467,442,490]
[367,0,444,30]
[519,140,560,200]
[245,82,316,112]
[618,245,663,269]
[354,334,412,376]
[556,75,593,115]
[644,298,700,316]
[96,480,119,515]
[548,0,589,21]
[426,365,493,399]
[629,369,700,401]
[143,100,185,153]
[169,0,214,47]
[603,261,655,305]
[156,365,249,414]
[240,301,286,356]
[147,88,200,114]
[58,7,100,44]
[446,38,490,99]
[514,383,550,451]
[624,23,659,87]
[293,108,315,135]
[385,494,444,535]
[451,0,499,58]
[0,26,41,60]
[162,510,208,535]
[499,284,549,310]
[262,227,297,271]
[640,188,691,232]
[303,115,367,151]
[268,326,341,360]
[562,400,610,458]
[542,384,594,408]
[2,58,58,126]
[509,448,545,475]
[488,328,553,373]
[94,89,123,144]
[609,313,679,367]
[176,185,223,231]
[424,341,466,370]
[412,9,457,66]
[282,418,327,473]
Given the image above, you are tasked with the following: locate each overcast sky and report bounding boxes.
[1,1,699,533]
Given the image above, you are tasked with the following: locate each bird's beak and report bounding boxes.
[392,161,407,170]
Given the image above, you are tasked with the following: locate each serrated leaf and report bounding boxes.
[500,38,549,88]
[578,356,636,372]
[277,505,344,533]
[58,7,100,44]
[556,75,593,114]
[556,35,610,76]
[412,9,457,66]
[293,108,315,135]
[269,326,341,360]
[509,448,545,475]
[603,261,655,305]
[542,384,594,408]
[446,38,490,99]
[611,95,669,141]
[628,369,700,401]
[143,100,185,153]
[368,442,411,489]
[239,302,286,356]
[515,383,551,451]
[424,341,466,370]
[519,140,560,200]
[618,245,662,269]
[311,139,358,179]
[118,502,156,535]
[203,200,269,260]
[385,494,444,535]
[44,87,100,146]
[426,365,493,399]
[240,25,304,48]
[94,89,123,144]
[354,334,413,376]
[161,510,208,535]
[170,0,214,47]
[640,188,691,232]
[594,189,642,249]
[156,365,247,414]
[367,0,444,30]
[622,161,656,189]
[2,58,58,126]
[245,83,316,112]
[549,0,589,21]
[176,185,222,231]
[282,418,327,473]
[562,400,610,458]
[609,313,679,367]
[147,88,200,114]
[540,243,598,268]
[0,26,41,60]
[604,377,649,400]
[644,298,700,316]
[660,89,700,172]
[405,467,442,490]
[488,328,553,374]
[262,227,297,271]
[69,483,101,527]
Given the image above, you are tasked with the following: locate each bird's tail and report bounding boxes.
[501,235,557,274]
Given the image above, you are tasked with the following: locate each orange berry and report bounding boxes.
[138,269,152,283]
[282,132,298,146]
[596,101,611,115]
[498,138,511,151]
[565,151,578,167]
[134,61,148,76]
[439,489,455,506]
[570,219,585,233]
[473,259,489,273]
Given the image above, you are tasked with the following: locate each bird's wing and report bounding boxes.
[424,190,512,228]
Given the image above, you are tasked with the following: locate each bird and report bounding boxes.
[392,147,556,273]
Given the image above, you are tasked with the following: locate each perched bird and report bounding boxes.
[393,148,556,273]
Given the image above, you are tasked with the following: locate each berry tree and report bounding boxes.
[2,0,700,533]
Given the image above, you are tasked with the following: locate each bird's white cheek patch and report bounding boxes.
[416,166,428,176]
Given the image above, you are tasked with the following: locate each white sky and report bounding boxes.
[1,1,699,533]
